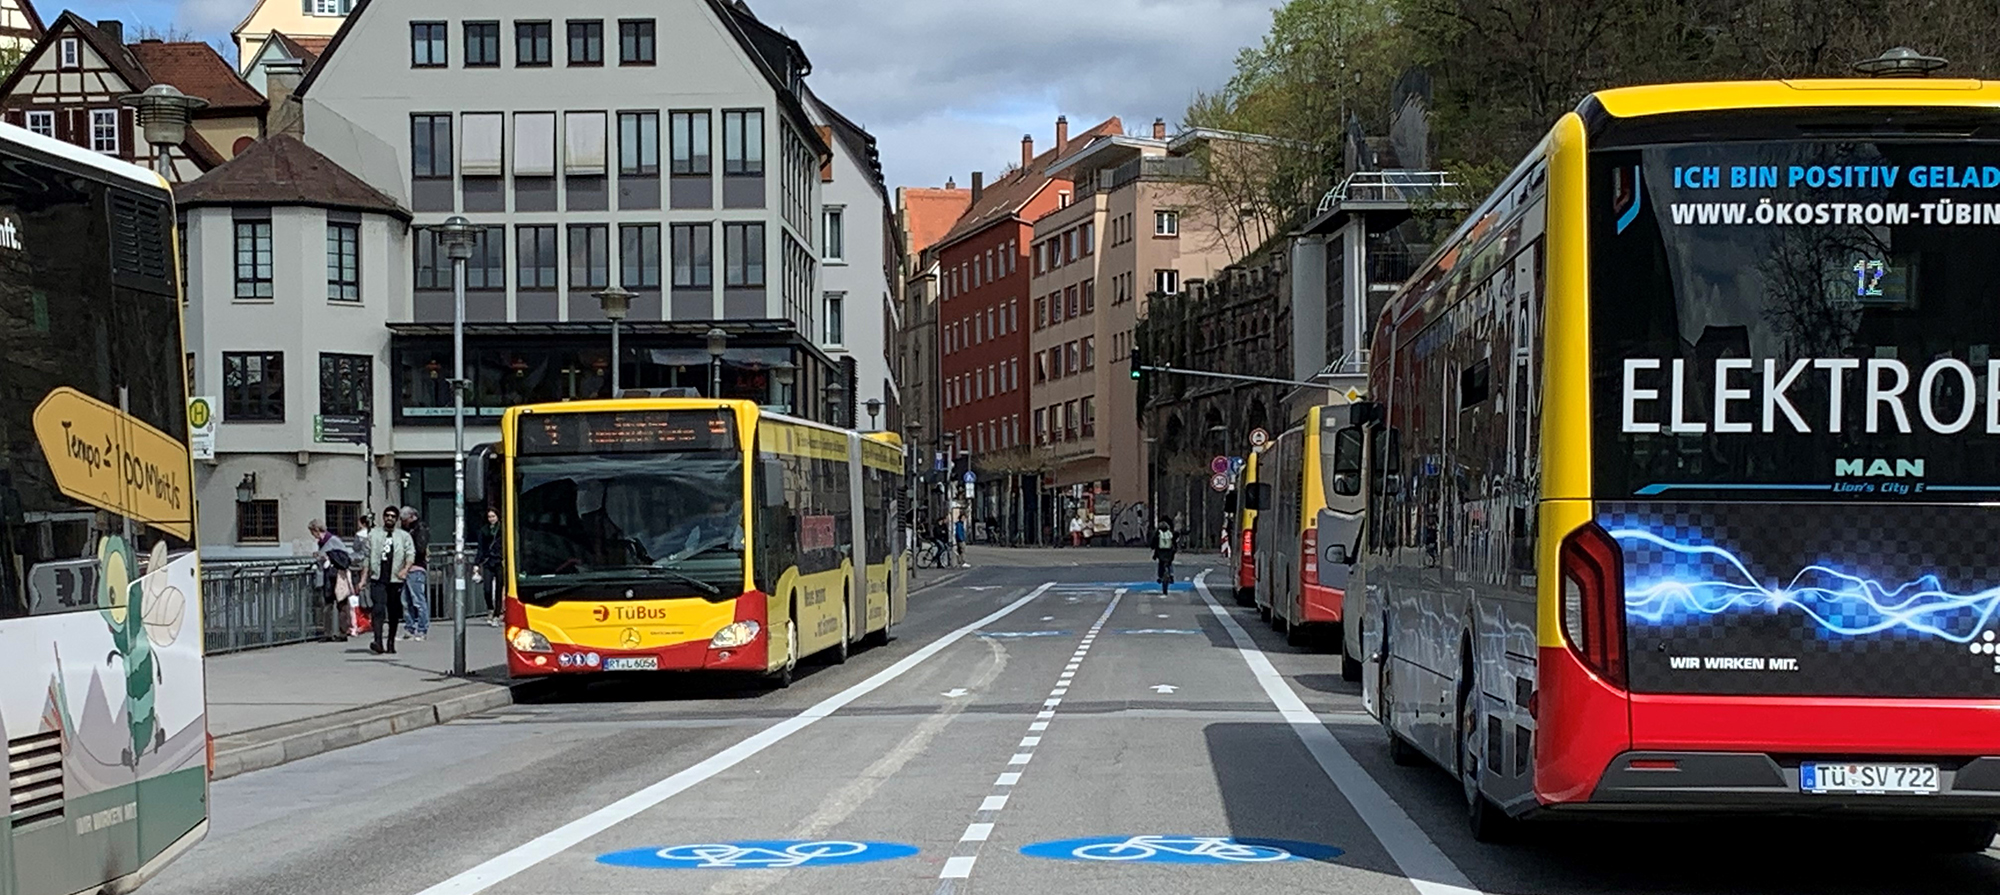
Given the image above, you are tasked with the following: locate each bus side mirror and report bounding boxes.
[760,459,787,508]
[1244,482,1271,511]
[1324,543,1349,566]
[1333,474,1359,496]
[467,443,498,504]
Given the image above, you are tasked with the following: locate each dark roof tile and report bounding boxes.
[177,133,408,219]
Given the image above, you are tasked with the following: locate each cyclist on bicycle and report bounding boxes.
[1152,520,1176,593]
[930,518,953,568]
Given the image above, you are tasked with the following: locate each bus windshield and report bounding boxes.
[514,453,745,598]
[1591,134,2000,500]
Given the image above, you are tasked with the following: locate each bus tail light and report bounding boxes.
[1559,521,1626,689]
[1240,529,1254,558]
[1302,528,1319,585]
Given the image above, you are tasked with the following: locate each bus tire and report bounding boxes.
[1918,820,1999,854]
[1459,660,1517,844]
[1341,650,1363,682]
[867,605,894,647]
[1285,617,1310,647]
[766,601,799,689]
[830,591,851,665]
[1233,586,1254,608]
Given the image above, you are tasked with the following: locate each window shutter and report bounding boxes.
[513,112,555,176]
[460,113,503,176]
[302,0,311,12]
[563,111,606,176]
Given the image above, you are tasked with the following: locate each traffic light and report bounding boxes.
[1130,347,1146,381]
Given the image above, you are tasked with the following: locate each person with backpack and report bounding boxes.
[1152,519,1177,594]
[309,519,354,641]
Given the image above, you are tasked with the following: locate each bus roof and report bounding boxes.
[1590,78,2000,119]
[0,120,169,191]
[500,397,864,441]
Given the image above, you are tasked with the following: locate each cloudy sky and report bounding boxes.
[59,0,1278,189]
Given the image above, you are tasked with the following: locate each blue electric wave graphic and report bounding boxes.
[1610,528,2000,642]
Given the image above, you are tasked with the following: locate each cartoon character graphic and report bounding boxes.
[98,537,186,767]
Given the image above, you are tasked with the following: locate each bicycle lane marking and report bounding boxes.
[410,582,1059,895]
[935,587,1126,888]
[1192,571,1485,895]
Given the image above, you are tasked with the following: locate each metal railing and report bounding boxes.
[1315,170,1457,215]
[201,560,324,655]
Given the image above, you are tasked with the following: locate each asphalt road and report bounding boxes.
[151,550,2000,895]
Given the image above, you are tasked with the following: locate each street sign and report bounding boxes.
[187,396,216,461]
[1345,387,1364,402]
[314,414,368,445]
[1229,456,1246,475]
[31,388,192,540]
[1209,473,1229,492]
[1249,427,1270,448]
[1209,455,1229,475]
[962,470,977,484]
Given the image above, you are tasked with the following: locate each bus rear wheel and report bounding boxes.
[830,594,851,665]
[1459,666,1516,843]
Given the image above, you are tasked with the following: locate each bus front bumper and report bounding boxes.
[508,637,769,676]
[1578,751,2000,817]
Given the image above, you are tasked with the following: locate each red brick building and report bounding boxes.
[932,115,1119,534]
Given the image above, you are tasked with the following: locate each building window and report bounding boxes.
[24,110,51,137]
[722,222,764,287]
[237,500,280,543]
[669,111,709,175]
[1155,210,1179,236]
[89,109,117,154]
[1082,279,1095,314]
[1035,350,1048,383]
[223,352,284,421]
[721,109,764,176]
[620,223,661,288]
[1082,336,1095,370]
[1067,341,1080,375]
[671,223,712,287]
[823,292,844,345]
[822,206,844,262]
[516,225,558,288]
[324,502,362,540]
[1155,268,1179,296]
[1034,296,1045,330]
[566,20,602,65]
[1034,408,1047,444]
[58,37,77,68]
[619,19,655,64]
[464,21,499,66]
[1082,396,1095,437]
[615,111,658,175]
[313,0,354,15]
[234,221,273,299]
[414,226,503,290]
[318,353,371,416]
[1082,222,1095,254]
[515,21,551,66]
[410,114,451,178]
[410,22,446,67]
[326,222,360,301]
[567,224,608,290]
[1065,400,1078,439]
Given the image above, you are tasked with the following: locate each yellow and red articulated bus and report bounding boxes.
[489,398,905,686]
[1247,404,1365,664]
[1357,78,2000,847]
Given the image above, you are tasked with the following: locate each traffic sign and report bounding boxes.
[1209,473,1229,492]
[1210,455,1229,475]
[1345,387,1364,402]
[962,470,977,484]
[1229,456,1246,474]
[1249,428,1270,448]
[188,396,216,461]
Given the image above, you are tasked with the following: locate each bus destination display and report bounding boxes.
[519,410,735,454]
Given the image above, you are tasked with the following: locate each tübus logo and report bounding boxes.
[592,605,610,622]
[593,605,671,622]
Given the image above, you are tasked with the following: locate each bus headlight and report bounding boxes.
[510,628,553,653]
[710,620,762,649]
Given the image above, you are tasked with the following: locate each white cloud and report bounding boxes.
[748,0,1277,188]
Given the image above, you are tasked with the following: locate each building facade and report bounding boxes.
[893,182,969,521]
[0,16,266,180]
[177,133,411,555]
[933,115,1118,541]
[0,0,41,55]
[233,0,352,74]
[807,87,896,428]
[1027,123,1268,541]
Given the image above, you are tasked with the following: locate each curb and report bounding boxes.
[210,677,525,781]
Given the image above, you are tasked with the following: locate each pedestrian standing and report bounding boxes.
[308,520,353,641]
[953,516,969,567]
[474,507,503,627]
[351,515,375,635]
[1152,519,1177,594]
[368,507,416,654]
[1069,514,1084,548]
[400,506,431,642]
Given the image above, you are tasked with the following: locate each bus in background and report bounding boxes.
[0,124,208,894]
[1361,77,2000,847]
[1229,449,1259,606]
[493,399,904,686]
[1247,404,1364,665]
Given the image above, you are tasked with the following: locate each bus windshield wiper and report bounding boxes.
[526,567,719,598]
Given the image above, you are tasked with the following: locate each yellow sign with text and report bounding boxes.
[32,387,193,540]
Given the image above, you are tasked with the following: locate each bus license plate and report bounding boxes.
[602,657,658,671]
[1801,762,1939,795]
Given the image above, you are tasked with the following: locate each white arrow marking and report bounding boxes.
[942,688,969,698]
[1151,684,1179,694]
[1041,616,1054,621]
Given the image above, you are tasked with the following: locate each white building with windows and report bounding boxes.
[178,131,411,554]
[806,88,897,428]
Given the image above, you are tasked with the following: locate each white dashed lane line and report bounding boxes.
[935,587,1127,886]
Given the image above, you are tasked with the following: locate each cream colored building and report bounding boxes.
[233,0,352,73]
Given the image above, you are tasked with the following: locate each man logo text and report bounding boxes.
[1836,458,1924,477]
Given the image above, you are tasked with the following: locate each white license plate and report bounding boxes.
[602,657,659,671]
[1801,762,1939,795]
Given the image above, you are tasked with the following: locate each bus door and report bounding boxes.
[1316,422,1367,619]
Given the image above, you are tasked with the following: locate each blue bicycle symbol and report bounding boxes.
[598,840,919,869]
[1021,835,1343,865]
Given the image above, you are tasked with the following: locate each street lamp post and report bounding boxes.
[864,398,883,430]
[826,378,849,428]
[594,284,634,396]
[434,216,479,677]
[770,361,796,413]
[705,327,729,398]
[119,84,206,181]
